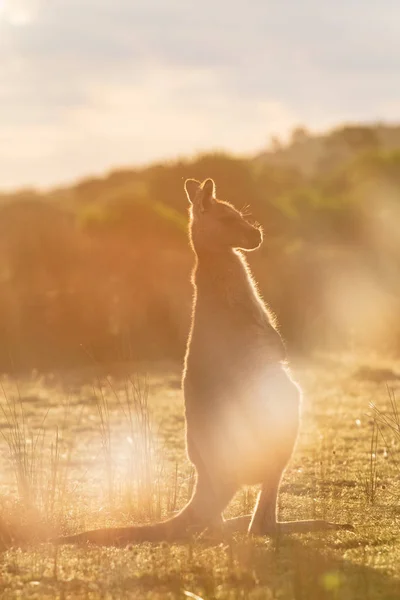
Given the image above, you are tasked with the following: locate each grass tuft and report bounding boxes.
[0,359,400,599]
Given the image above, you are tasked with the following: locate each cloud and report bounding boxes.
[0,0,45,26]
[0,67,300,188]
[1,0,400,188]
[68,68,299,149]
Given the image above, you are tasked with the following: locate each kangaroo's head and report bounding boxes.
[184,178,262,253]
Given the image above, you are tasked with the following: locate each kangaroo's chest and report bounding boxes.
[186,304,283,382]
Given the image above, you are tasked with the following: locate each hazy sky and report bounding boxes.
[1,0,399,189]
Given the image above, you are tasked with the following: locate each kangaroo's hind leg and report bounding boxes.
[53,468,237,546]
[221,454,290,535]
[248,461,353,535]
[248,460,284,535]
[183,466,238,535]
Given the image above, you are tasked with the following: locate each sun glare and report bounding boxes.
[0,0,41,26]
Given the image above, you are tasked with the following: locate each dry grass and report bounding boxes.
[0,355,400,599]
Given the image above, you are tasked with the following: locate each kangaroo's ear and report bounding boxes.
[200,178,216,211]
[184,179,201,204]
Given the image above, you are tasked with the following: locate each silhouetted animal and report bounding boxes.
[55,178,351,545]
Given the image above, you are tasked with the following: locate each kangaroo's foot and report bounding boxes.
[249,519,355,536]
[247,470,354,538]
[221,515,353,536]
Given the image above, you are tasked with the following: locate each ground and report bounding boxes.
[0,354,399,599]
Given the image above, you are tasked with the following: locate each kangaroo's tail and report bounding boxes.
[53,471,232,546]
[53,505,200,546]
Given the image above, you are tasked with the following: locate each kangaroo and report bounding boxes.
[55,178,351,545]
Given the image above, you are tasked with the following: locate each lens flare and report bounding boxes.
[0,0,43,26]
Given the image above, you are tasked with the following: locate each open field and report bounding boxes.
[0,355,400,599]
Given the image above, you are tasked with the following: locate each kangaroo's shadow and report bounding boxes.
[1,521,399,599]
[239,538,400,600]
[197,533,400,600]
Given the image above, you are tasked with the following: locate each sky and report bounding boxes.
[0,0,399,189]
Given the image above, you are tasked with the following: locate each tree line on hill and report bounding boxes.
[0,124,399,372]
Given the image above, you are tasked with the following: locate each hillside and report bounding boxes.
[257,123,400,176]
[0,123,399,372]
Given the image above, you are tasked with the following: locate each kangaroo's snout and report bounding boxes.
[238,223,263,251]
